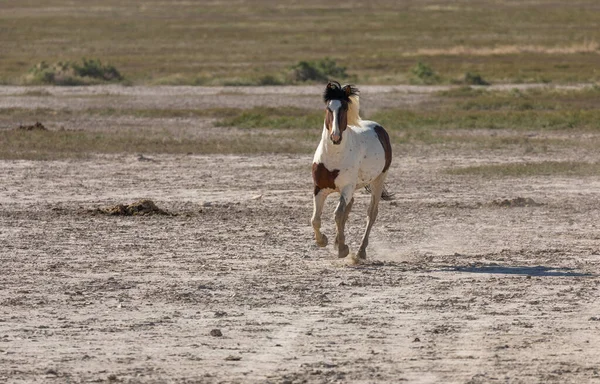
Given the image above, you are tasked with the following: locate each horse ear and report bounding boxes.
[343,84,353,96]
[327,81,341,89]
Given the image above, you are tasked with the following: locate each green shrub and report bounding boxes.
[289,58,349,83]
[25,58,123,85]
[73,58,122,81]
[464,72,490,86]
[410,62,440,84]
[27,61,78,85]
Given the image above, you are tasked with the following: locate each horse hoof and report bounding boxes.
[338,244,350,258]
[357,249,367,260]
[316,234,328,247]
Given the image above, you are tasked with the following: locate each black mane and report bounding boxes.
[323,81,359,103]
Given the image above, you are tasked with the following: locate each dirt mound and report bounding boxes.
[429,201,482,209]
[95,199,172,216]
[18,122,47,131]
[490,197,543,207]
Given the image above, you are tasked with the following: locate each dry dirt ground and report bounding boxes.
[2,86,600,383]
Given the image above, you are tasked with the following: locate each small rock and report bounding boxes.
[210,329,223,337]
[224,355,242,361]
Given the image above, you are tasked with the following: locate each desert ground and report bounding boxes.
[2,85,600,383]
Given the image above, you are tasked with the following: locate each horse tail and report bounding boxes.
[380,184,395,201]
[364,184,395,201]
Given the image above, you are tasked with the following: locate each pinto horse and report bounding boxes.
[311,81,392,260]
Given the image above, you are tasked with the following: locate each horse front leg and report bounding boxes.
[334,186,354,258]
[357,174,386,260]
[311,189,329,247]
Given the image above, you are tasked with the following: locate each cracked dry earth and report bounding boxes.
[2,86,600,383]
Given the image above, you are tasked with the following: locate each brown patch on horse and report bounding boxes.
[338,107,348,132]
[312,162,339,195]
[373,125,392,173]
[325,109,333,132]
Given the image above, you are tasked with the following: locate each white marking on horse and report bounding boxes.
[327,99,343,144]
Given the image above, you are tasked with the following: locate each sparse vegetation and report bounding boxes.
[447,161,600,177]
[371,108,600,132]
[0,122,319,160]
[4,86,600,159]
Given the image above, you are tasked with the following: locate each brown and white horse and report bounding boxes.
[311,81,392,260]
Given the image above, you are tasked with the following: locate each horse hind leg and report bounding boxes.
[311,190,328,247]
[357,173,387,260]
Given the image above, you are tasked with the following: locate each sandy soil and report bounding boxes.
[2,86,600,383]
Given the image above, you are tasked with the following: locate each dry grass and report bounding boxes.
[0,126,319,160]
[410,41,600,57]
[447,161,600,177]
[3,85,600,159]
[372,86,600,132]
[2,0,600,85]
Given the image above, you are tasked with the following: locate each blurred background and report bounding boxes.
[2,0,600,86]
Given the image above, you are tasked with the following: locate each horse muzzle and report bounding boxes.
[330,135,342,145]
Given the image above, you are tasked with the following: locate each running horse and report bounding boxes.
[311,81,392,260]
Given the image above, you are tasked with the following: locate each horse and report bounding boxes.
[311,81,392,260]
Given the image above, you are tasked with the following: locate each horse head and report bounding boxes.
[323,81,359,145]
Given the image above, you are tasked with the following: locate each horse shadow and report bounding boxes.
[360,260,593,277]
[440,264,593,277]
